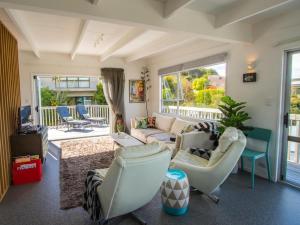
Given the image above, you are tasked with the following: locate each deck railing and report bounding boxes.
[288,114,300,164]
[40,105,110,127]
[161,106,223,121]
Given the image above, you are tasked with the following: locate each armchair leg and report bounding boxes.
[130,213,147,225]
[207,194,220,204]
[98,218,108,225]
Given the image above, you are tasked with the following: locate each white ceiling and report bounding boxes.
[0,0,299,61]
[186,0,239,13]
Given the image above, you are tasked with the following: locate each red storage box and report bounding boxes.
[12,159,42,185]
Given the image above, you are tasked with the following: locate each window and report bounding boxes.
[55,77,90,89]
[160,62,226,117]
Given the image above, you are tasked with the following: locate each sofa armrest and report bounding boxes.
[180,131,214,150]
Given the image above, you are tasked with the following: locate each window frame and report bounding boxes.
[159,61,227,116]
[55,77,91,89]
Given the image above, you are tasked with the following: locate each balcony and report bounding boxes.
[161,105,223,121]
[287,114,300,185]
[40,105,110,141]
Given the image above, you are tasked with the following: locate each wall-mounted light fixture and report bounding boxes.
[243,61,257,82]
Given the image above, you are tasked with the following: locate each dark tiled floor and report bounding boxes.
[1,142,300,225]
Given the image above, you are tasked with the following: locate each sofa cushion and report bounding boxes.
[131,128,163,143]
[153,113,175,132]
[207,127,238,166]
[170,118,194,135]
[171,150,209,167]
[147,132,175,143]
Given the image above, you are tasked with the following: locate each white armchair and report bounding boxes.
[171,128,246,203]
[96,143,172,224]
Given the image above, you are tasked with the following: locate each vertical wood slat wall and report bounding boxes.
[0,21,21,201]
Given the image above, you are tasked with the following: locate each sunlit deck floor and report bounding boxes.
[48,125,110,141]
[286,162,300,186]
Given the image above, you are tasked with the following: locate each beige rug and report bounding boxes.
[59,136,115,209]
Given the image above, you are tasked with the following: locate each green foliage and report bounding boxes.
[161,67,225,108]
[290,94,300,114]
[192,75,209,91]
[195,89,225,107]
[218,96,251,134]
[93,82,107,105]
[41,87,69,106]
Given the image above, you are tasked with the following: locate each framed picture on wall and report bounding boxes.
[243,73,257,82]
[129,80,145,103]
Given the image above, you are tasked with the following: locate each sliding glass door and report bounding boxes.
[282,50,300,186]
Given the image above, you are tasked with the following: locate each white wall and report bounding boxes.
[146,9,300,182]
[18,51,147,127]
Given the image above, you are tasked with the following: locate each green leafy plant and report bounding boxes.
[218,96,251,134]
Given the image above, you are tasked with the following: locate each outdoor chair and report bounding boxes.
[76,104,107,126]
[56,106,91,131]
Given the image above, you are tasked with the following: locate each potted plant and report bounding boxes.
[218,96,251,134]
[218,96,251,173]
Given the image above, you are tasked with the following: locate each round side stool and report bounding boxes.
[160,169,189,216]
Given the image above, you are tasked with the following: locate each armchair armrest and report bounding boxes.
[180,131,214,150]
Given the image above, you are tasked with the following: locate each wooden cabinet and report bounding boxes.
[10,127,48,163]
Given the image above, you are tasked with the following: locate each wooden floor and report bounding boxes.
[286,162,300,186]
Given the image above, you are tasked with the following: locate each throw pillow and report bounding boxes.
[135,117,148,129]
[147,116,156,128]
[190,148,212,160]
[194,121,219,147]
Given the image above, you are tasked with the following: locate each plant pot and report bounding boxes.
[231,163,239,174]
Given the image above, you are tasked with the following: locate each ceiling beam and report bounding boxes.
[71,0,100,60]
[164,0,194,18]
[100,28,146,62]
[215,0,292,28]
[4,9,40,58]
[70,20,89,60]
[0,0,252,43]
[126,34,198,62]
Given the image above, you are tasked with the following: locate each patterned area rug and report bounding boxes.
[59,136,115,209]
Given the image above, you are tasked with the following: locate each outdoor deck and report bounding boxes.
[286,162,300,186]
[48,126,110,141]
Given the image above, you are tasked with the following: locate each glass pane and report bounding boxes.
[79,78,90,88]
[161,74,178,114]
[67,77,79,88]
[178,63,226,118]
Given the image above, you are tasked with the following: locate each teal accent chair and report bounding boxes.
[241,127,272,189]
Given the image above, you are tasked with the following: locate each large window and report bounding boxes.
[160,62,226,116]
[55,77,90,89]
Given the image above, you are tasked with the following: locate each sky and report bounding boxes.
[205,63,226,77]
[292,53,300,79]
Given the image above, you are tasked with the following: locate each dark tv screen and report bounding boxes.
[20,105,32,124]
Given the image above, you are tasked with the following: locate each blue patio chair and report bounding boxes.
[240,127,272,189]
[76,105,107,126]
[56,106,91,130]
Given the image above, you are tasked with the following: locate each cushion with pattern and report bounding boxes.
[147,116,156,128]
[136,117,148,129]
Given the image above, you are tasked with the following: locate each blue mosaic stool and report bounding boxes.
[160,169,189,216]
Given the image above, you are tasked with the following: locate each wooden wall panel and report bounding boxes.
[0,21,21,201]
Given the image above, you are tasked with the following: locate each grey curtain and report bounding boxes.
[101,68,125,132]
